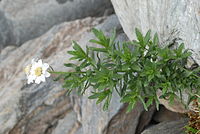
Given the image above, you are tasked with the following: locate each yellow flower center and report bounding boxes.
[24,65,31,75]
[34,67,42,76]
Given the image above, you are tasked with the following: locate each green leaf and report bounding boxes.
[96,95,107,104]
[144,29,151,45]
[162,87,168,95]
[138,95,148,111]
[73,41,86,55]
[88,92,101,99]
[148,75,154,82]
[92,28,105,41]
[178,43,184,52]
[91,28,109,48]
[155,97,160,110]
[122,63,130,71]
[153,33,159,46]
[64,63,77,68]
[109,28,116,46]
[185,126,198,133]
[126,100,137,113]
[146,97,153,108]
[89,47,107,52]
[131,64,141,71]
[135,28,144,45]
[121,94,137,103]
[89,39,108,48]
[103,93,112,111]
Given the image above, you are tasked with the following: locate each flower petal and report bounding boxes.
[31,59,37,65]
[45,72,50,77]
[37,59,43,66]
[40,75,46,82]
[35,77,41,84]
[31,59,35,63]
[27,75,35,84]
[27,78,33,84]
[42,63,49,70]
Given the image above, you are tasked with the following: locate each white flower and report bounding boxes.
[144,45,149,56]
[24,59,50,84]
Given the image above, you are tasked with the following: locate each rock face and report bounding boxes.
[141,119,189,134]
[111,0,200,65]
[111,0,200,113]
[0,15,101,134]
[153,105,187,123]
[103,103,156,134]
[0,10,14,49]
[0,0,113,49]
[0,15,157,134]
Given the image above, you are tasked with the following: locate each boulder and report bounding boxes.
[0,15,105,134]
[111,0,200,65]
[0,45,16,61]
[103,103,156,134]
[0,10,14,50]
[0,0,113,49]
[141,118,189,134]
[153,105,187,123]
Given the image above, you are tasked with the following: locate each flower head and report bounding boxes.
[144,45,149,56]
[24,59,50,84]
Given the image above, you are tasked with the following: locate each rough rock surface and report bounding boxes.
[0,45,16,62]
[111,0,200,64]
[103,103,156,134]
[0,0,113,49]
[0,10,14,49]
[111,0,200,113]
[141,119,189,134]
[153,105,187,123]
[0,16,104,134]
[0,15,156,134]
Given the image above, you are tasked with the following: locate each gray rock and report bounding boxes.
[0,0,113,49]
[0,16,105,134]
[141,119,189,134]
[52,107,80,134]
[103,103,156,134]
[0,45,16,62]
[9,79,75,134]
[0,10,14,50]
[153,105,187,123]
[111,0,200,64]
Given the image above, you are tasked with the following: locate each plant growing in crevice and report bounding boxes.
[52,28,200,112]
